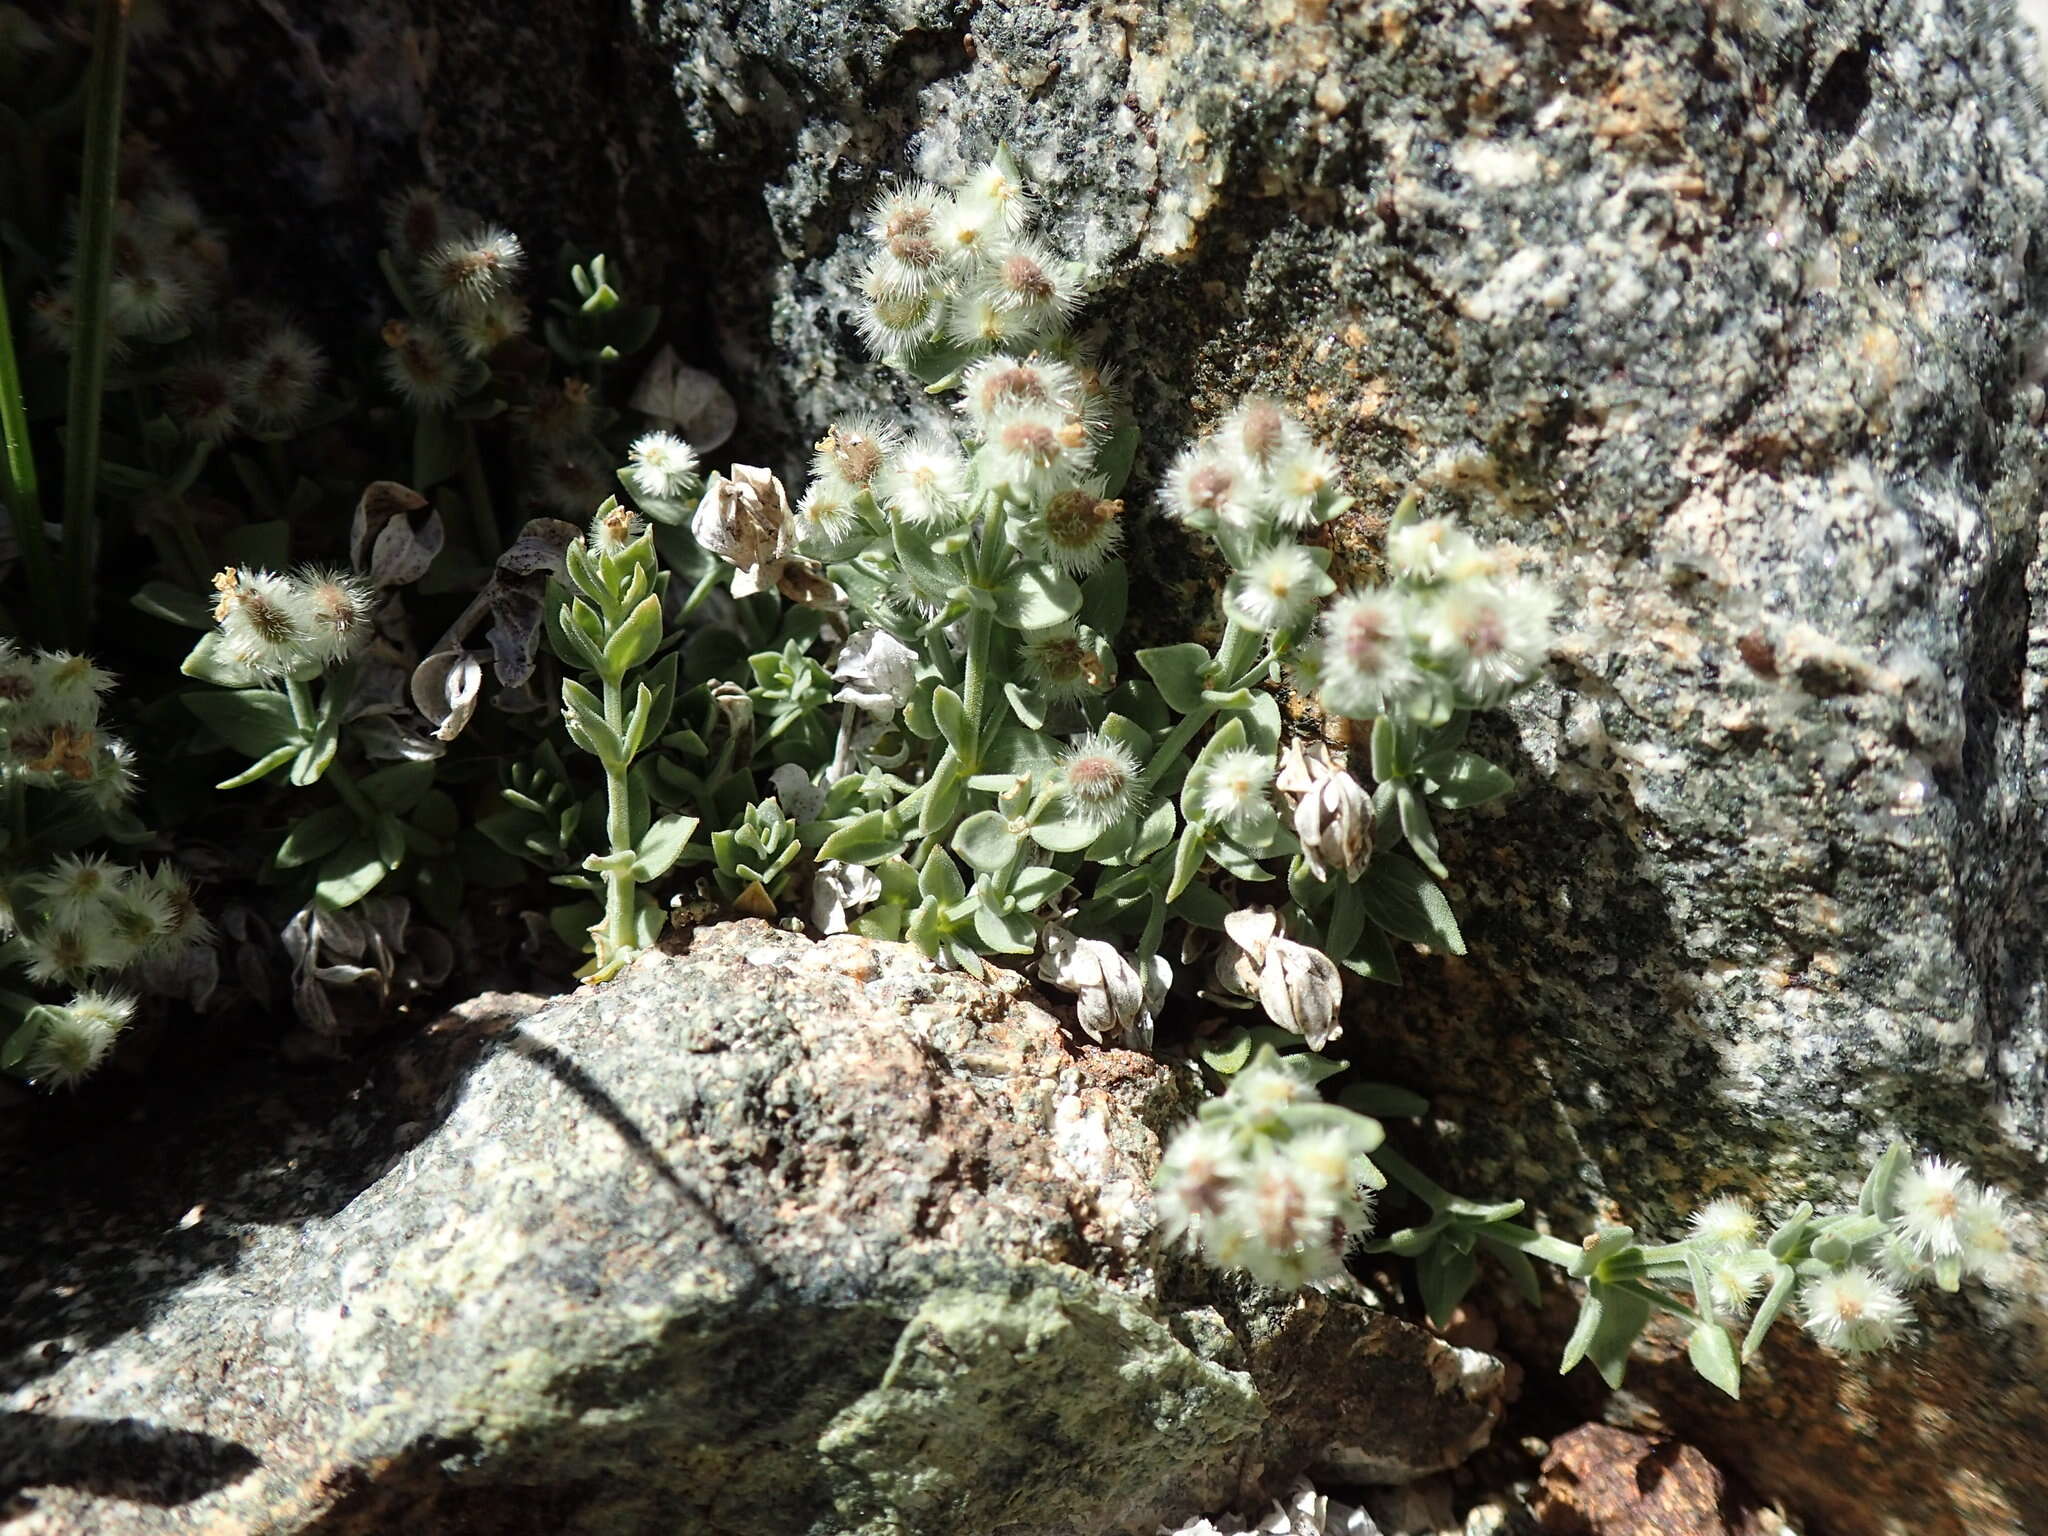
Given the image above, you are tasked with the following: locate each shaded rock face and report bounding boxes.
[0,923,1502,1534]
[129,1,2048,1532]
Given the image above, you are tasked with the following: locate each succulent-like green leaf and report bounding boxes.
[1135,643,1210,713]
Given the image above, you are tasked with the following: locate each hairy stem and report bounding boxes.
[0,260,55,641]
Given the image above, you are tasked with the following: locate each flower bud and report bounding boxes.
[1275,741,1372,883]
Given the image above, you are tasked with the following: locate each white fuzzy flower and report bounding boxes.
[960,151,1035,233]
[1037,483,1123,575]
[1955,1186,2019,1286]
[1228,545,1329,633]
[879,433,969,526]
[1163,443,1256,531]
[1318,590,1422,719]
[30,853,120,931]
[1687,1196,1760,1253]
[856,268,942,357]
[1263,442,1341,529]
[1420,576,1555,705]
[1892,1156,1972,1259]
[982,404,1091,499]
[1386,515,1485,583]
[417,224,524,318]
[1219,397,1302,475]
[796,476,863,551]
[977,235,1081,323]
[1706,1251,1776,1317]
[24,1000,128,1090]
[944,288,1029,351]
[1154,1120,1242,1249]
[1058,732,1142,828]
[865,180,951,293]
[211,567,314,676]
[1200,747,1276,827]
[1799,1265,1913,1354]
[958,353,1084,427]
[810,417,899,493]
[624,430,701,502]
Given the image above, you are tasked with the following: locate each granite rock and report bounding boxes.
[0,922,1502,1534]
[123,0,2048,1530]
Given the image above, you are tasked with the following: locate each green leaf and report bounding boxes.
[372,814,408,870]
[1094,418,1140,497]
[601,593,664,680]
[1029,810,1101,853]
[633,813,699,880]
[1135,643,1211,712]
[1169,879,1231,930]
[1583,1282,1652,1389]
[216,743,299,790]
[1396,783,1446,879]
[1197,1026,1254,1077]
[1481,1238,1545,1308]
[918,849,967,904]
[1743,1263,1799,1361]
[1009,864,1069,911]
[361,760,437,815]
[184,689,300,759]
[1003,682,1047,731]
[931,685,970,755]
[315,839,388,908]
[972,899,1037,954]
[1166,826,1209,902]
[412,410,466,491]
[1339,915,1401,982]
[818,811,909,866]
[133,581,215,630]
[995,563,1082,629]
[1369,714,1400,781]
[1559,1289,1605,1377]
[1689,1323,1742,1400]
[953,811,1017,874]
[0,1012,50,1071]
[1417,749,1515,810]
[562,678,628,767]
[1416,1243,1479,1328]
[1858,1138,1911,1220]
[1078,561,1127,635]
[1357,853,1465,955]
[274,805,355,869]
[180,631,268,688]
[1338,1081,1429,1118]
[290,683,347,788]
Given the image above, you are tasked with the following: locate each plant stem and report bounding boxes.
[1373,1145,1584,1268]
[961,606,994,769]
[284,676,318,734]
[599,675,635,964]
[1135,617,1263,796]
[0,261,55,642]
[60,0,131,647]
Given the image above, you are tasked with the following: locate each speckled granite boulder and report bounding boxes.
[127,1,2048,1531]
[0,922,1502,1534]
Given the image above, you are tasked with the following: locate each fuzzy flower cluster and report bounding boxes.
[1683,1150,2020,1359]
[379,187,529,407]
[850,148,1086,366]
[0,651,211,1090]
[1,857,209,1087]
[1153,1049,1384,1289]
[29,149,329,442]
[0,645,136,808]
[1316,511,1555,721]
[209,566,375,678]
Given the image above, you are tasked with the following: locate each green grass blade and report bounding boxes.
[59,0,131,647]
[0,257,56,641]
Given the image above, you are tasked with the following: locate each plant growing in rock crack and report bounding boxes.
[1154,1050,2023,1399]
[644,151,1553,1057]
